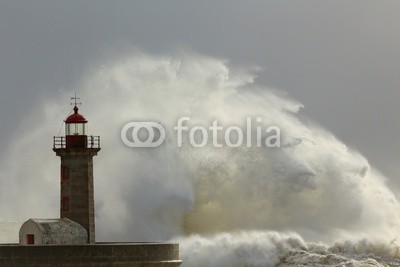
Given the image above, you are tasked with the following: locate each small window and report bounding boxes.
[61,165,69,181]
[62,197,70,212]
[26,234,34,245]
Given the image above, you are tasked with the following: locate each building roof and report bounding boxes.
[65,106,88,123]
[19,218,87,245]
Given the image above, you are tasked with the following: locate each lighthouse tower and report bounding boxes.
[53,99,100,244]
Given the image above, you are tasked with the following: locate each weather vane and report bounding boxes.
[70,93,82,106]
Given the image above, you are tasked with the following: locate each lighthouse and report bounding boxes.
[9,97,181,265]
[53,98,100,244]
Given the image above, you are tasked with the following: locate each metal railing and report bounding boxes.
[54,136,66,148]
[53,136,101,149]
[87,136,101,148]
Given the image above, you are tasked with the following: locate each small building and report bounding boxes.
[19,218,87,245]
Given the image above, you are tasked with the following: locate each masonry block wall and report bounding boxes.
[55,148,100,244]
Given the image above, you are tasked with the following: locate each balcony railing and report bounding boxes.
[53,136,101,149]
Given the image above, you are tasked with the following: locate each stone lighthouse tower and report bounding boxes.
[53,99,100,244]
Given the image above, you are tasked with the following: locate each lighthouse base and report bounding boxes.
[0,242,181,266]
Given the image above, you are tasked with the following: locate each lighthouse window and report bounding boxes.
[61,166,69,181]
[66,123,86,135]
[62,197,70,212]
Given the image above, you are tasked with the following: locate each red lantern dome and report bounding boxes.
[65,106,88,123]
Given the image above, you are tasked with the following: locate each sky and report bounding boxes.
[0,0,399,190]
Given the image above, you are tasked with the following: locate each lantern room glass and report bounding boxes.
[66,123,87,136]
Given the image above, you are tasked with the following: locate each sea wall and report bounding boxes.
[0,242,181,266]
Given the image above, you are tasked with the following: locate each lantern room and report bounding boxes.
[65,106,87,135]
[65,106,88,148]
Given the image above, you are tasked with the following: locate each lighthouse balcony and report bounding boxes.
[53,136,101,149]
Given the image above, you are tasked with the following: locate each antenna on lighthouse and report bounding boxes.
[70,93,82,106]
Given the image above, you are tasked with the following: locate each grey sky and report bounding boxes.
[0,1,399,189]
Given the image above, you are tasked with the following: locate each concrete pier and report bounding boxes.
[0,242,181,266]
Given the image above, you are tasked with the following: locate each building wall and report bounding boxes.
[55,148,99,244]
[61,154,95,243]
